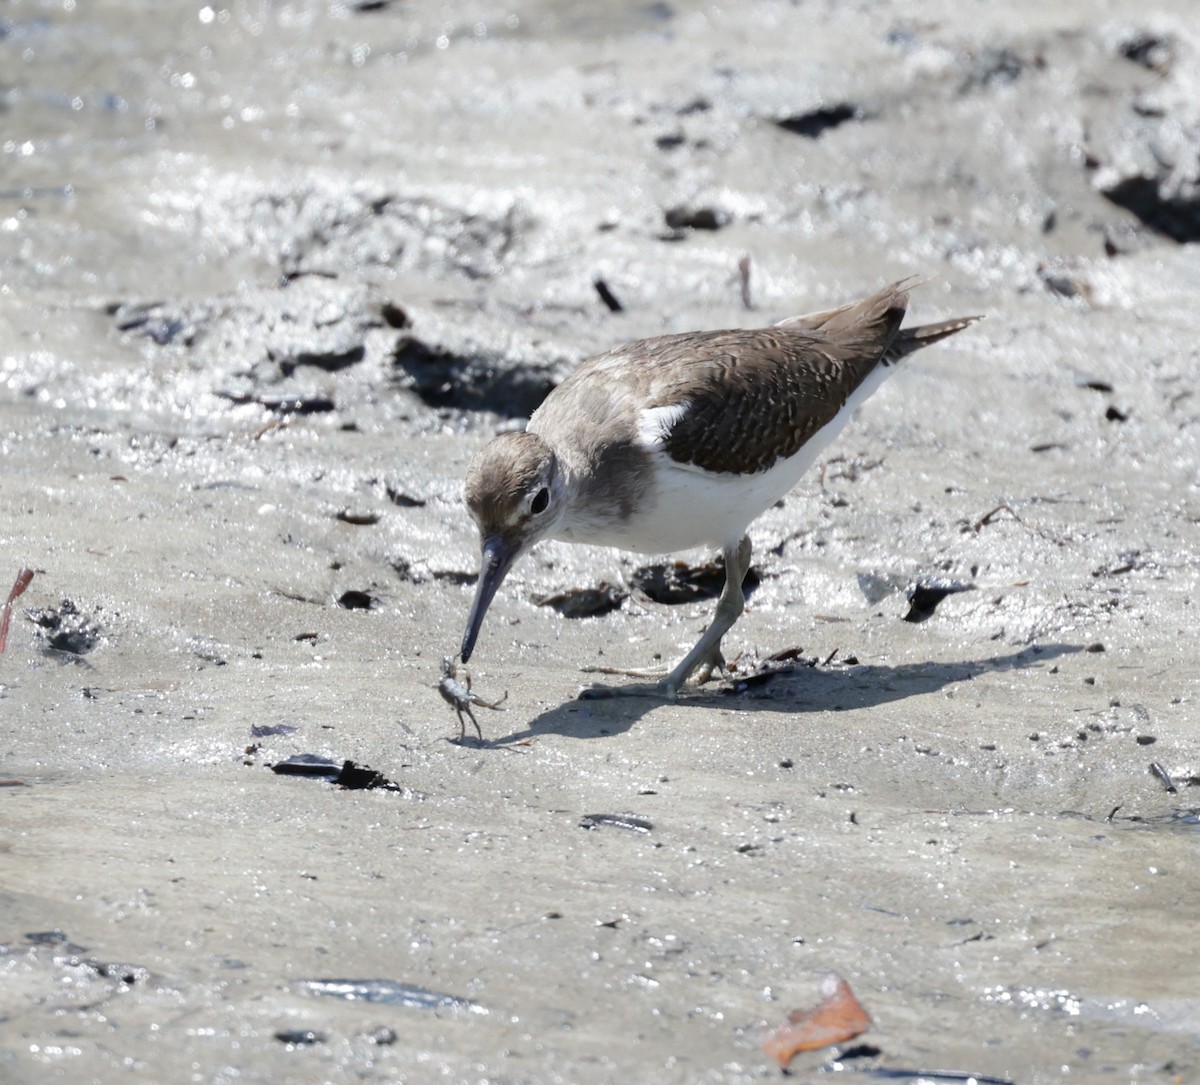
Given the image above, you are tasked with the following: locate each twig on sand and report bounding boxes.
[1149,762,1177,794]
[966,502,1072,546]
[593,278,623,313]
[738,254,753,310]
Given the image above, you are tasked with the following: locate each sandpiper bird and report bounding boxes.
[460,279,980,697]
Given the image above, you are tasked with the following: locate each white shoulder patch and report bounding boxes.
[635,401,690,448]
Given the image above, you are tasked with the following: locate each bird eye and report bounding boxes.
[530,487,550,515]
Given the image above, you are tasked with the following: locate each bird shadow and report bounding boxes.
[487,642,1084,744]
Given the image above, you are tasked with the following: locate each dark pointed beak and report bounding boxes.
[460,534,522,664]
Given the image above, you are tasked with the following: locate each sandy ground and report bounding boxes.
[2,1,1199,1082]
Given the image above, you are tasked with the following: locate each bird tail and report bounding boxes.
[775,278,982,364]
[887,314,983,362]
[775,277,922,337]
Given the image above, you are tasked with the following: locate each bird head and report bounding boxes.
[460,430,564,663]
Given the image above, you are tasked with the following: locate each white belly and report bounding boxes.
[556,365,894,555]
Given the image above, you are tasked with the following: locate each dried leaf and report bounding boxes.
[0,569,34,653]
[762,973,871,1068]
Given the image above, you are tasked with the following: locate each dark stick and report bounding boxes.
[593,278,623,313]
[738,254,753,309]
[1149,762,1177,794]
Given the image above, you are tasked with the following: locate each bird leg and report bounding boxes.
[580,535,753,700]
[662,534,752,697]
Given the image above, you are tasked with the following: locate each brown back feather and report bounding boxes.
[537,281,976,478]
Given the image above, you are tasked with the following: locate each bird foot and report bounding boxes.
[577,645,727,701]
[577,664,675,700]
[578,680,673,701]
[579,664,668,681]
[687,646,728,686]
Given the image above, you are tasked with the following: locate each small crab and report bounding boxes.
[438,656,507,741]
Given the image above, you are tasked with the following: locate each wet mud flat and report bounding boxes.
[2,1,1199,1082]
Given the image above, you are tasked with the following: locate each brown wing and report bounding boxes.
[651,327,895,474]
[541,281,976,478]
[595,282,909,475]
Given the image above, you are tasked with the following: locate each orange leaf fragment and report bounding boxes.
[0,568,34,654]
[762,973,872,1068]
